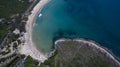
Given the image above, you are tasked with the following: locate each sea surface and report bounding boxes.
[32,0,120,57]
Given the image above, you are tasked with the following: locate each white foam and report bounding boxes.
[38,13,42,17]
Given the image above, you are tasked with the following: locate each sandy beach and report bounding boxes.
[19,0,120,64]
[19,0,50,62]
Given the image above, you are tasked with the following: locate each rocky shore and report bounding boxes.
[53,38,120,66]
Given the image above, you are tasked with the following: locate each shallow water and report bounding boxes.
[32,0,120,56]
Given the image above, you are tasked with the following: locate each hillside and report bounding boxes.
[40,39,120,67]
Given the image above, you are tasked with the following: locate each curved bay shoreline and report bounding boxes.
[19,0,50,62]
[19,0,120,65]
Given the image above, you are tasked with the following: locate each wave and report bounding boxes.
[38,13,42,17]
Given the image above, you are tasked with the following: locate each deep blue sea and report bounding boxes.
[32,0,120,57]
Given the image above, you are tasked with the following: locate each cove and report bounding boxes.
[32,0,120,57]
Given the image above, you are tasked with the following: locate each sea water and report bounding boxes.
[32,0,120,57]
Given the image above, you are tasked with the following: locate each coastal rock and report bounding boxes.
[40,38,120,67]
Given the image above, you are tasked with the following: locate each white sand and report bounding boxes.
[19,0,50,62]
[19,0,120,64]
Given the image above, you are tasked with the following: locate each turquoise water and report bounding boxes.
[32,0,120,56]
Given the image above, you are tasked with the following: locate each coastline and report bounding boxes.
[55,38,120,65]
[19,0,50,62]
[18,0,120,64]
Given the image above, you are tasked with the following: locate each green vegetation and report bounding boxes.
[0,23,8,42]
[0,0,31,42]
[0,0,41,66]
[0,0,31,18]
[40,51,58,67]
[24,56,39,67]
[39,40,120,67]
[1,54,16,62]
[0,54,25,66]
[6,54,25,67]
[8,33,19,42]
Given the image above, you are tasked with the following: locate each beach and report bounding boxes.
[19,0,50,62]
[18,0,120,64]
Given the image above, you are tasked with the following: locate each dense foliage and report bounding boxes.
[24,56,39,67]
[0,0,30,42]
[0,0,30,18]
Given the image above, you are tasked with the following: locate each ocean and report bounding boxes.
[32,0,120,57]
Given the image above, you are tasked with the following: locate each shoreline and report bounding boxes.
[55,38,120,65]
[19,0,120,64]
[19,0,50,62]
